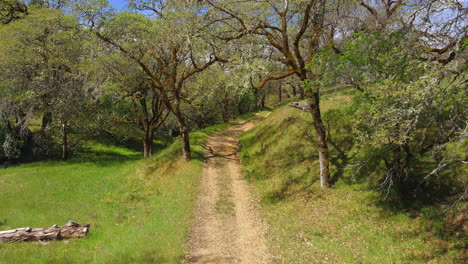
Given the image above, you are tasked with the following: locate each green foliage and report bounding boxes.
[0,8,100,160]
[321,31,427,89]
[0,0,27,24]
[351,75,465,194]
[461,40,468,53]
[183,45,275,125]
[301,79,319,94]
[2,133,22,160]
[319,71,467,202]
[316,28,468,198]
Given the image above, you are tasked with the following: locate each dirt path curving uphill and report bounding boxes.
[185,115,272,264]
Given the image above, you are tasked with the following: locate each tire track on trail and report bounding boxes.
[185,115,272,264]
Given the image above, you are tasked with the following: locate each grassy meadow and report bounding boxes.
[0,122,233,264]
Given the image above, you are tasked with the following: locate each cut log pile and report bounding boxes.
[0,220,89,243]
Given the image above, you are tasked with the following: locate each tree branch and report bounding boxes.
[256,70,296,90]
[424,39,457,54]
[293,1,313,72]
[180,55,226,82]
[206,0,247,30]
[359,1,379,18]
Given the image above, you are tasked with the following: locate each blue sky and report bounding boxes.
[108,0,127,11]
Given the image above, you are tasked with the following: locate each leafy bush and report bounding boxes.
[319,30,468,201]
[2,133,22,160]
[0,124,5,162]
[30,132,61,159]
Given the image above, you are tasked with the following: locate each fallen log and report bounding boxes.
[0,220,90,243]
[288,101,311,112]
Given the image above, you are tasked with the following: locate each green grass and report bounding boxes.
[0,119,238,263]
[239,95,464,263]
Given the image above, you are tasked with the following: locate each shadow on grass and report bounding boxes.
[0,148,142,170]
[109,249,184,264]
[70,149,141,164]
[263,172,320,204]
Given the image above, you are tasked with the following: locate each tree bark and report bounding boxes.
[41,112,52,132]
[291,84,297,97]
[260,95,266,108]
[278,84,283,103]
[307,92,331,188]
[253,89,259,108]
[143,128,154,158]
[290,93,332,188]
[0,221,89,243]
[61,121,68,161]
[222,100,230,123]
[172,103,191,161]
[237,97,246,116]
[178,117,191,161]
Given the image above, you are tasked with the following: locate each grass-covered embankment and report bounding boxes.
[239,95,464,263]
[0,122,233,264]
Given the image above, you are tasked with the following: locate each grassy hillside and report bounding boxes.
[0,123,232,264]
[239,95,464,263]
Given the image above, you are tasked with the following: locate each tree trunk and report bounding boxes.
[299,85,305,99]
[307,92,331,189]
[278,84,282,103]
[237,97,246,116]
[291,84,297,97]
[41,112,52,132]
[222,101,229,123]
[173,101,192,161]
[171,96,191,161]
[178,117,191,161]
[253,88,259,108]
[0,221,89,243]
[61,121,68,161]
[260,95,266,108]
[142,128,154,158]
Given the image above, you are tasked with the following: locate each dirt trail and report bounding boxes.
[185,116,272,264]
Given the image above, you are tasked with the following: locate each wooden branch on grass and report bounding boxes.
[289,101,311,112]
[0,221,89,243]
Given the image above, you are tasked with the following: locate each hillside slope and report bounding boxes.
[239,95,464,263]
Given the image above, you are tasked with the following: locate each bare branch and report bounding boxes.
[256,70,296,90]
[180,55,226,82]
[359,1,379,18]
